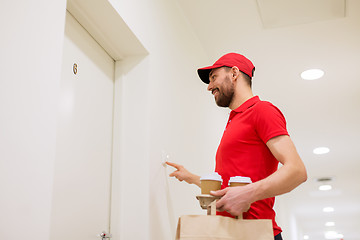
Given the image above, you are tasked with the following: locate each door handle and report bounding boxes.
[98,231,112,240]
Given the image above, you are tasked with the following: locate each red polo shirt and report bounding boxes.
[215,96,288,236]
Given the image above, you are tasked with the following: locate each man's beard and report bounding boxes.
[215,76,234,108]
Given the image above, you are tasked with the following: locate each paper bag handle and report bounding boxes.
[208,200,243,219]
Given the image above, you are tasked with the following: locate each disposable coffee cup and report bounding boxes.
[228,176,252,187]
[200,172,222,194]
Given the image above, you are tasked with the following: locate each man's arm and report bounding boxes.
[211,135,307,216]
[166,161,201,187]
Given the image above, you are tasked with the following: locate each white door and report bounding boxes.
[50,11,115,240]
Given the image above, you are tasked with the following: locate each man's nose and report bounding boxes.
[207,81,213,92]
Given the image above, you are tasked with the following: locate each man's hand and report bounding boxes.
[210,186,253,216]
[166,161,201,187]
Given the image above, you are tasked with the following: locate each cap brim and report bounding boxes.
[197,65,220,84]
[197,69,211,84]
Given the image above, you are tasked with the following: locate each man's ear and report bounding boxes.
[231,66,240,80]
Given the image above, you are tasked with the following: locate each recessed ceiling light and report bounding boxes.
[301,69,324,80]
[313,147,330,155]
[303,235,309,239]
[325,231,343,239]
[319,184,332,191]
[323,207,334,213]
[325,221,335,227]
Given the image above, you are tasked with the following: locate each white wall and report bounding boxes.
[0,0,67,239]
[1,0,230,239]
[109,0,230,239]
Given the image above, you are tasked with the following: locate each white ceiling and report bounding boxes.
[176,0,360,239]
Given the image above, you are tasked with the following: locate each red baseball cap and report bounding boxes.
[197,53,255,84]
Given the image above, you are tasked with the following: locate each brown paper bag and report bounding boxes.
[175,200,273,240]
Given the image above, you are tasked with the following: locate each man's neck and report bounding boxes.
[229,92,254,110]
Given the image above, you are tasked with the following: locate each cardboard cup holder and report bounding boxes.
[196,194,221,210]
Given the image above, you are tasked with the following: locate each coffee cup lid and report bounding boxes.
[228,176,252,184]
[200,172,222,182]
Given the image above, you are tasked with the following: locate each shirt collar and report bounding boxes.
[232,96,260,113]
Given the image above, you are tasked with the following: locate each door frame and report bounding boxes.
[65,0,148,237]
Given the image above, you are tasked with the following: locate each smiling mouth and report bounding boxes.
[212,88,219,95]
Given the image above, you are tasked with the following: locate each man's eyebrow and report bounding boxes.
[209,70,215,78]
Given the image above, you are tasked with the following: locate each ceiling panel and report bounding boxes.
[256,0,346,28]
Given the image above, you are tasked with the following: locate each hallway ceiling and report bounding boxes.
[176,0,360,239]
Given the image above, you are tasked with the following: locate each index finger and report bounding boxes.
[211,188,228,208]
[215,195,225,210]
[165,161,181,169]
